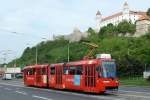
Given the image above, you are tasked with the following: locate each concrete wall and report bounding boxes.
[135,19,150,37]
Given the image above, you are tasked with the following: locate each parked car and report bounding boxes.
[15,73,23,79]
[2,73,12,80]
[143,71,150,81]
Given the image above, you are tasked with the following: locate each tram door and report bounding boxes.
[23,69,27,85]
[35,68,42,86]
[84,64,96,89]
[55,65,63,88]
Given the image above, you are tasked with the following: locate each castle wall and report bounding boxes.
[135,19,150,37]
[98,13,140,29]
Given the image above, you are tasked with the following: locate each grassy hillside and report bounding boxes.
[8,39,88,67]
[7,21,150,77]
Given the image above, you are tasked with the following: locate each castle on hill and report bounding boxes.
[96,2,147,31]
[54,2,150,42]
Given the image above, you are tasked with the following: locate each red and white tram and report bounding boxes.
[23,57,119,93]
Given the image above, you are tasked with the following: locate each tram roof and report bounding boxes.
[66,59,99,66]
[23,64,49,69]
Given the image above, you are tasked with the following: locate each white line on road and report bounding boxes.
[16,88,20,90]
[15,91,27,95]
[32,95,52,100]
[119,93,150,99]
[4,88,12,91]
[119,90,150,95]
[0,82,24,87]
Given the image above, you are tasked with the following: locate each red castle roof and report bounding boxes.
[99,11,146,22]
[96,10,101,15]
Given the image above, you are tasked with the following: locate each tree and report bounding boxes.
[106,23,118,34]
[99,26,107,35]
[147,8,150,17]
[99,23,117,36]
[117,20,136,34]
[87,27,96,34]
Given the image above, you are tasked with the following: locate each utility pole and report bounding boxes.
[14,57,16,67]
[68,42,70,62]
[36,45,38,64]
[27,43,38,64]
[27,37,47,65]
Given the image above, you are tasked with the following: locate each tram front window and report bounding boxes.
[101,61,116,78]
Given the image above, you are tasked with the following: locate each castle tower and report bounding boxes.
[122,2,130,21]
[123,1,129,14]
[96,10,102,32]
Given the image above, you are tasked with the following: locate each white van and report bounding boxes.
[2,73,12,80]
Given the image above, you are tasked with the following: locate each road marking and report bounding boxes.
[119,93,150,99]
[119,90,150,95]
[0,82,24,87]
[90,95,119,100]
[2,80,23,85]
[16,88,20,90]
[4,88,12,91]
[15,91,27,95]
[32,95,52,100]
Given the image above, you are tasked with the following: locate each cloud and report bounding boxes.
[0,0,149,63]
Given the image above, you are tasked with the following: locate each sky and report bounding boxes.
[0,0,149,64]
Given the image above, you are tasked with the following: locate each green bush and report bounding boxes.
[147,8,150,17]
[99,20,136,36]
[117,20,136,34]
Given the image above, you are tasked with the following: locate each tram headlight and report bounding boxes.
[103,80,110,83]
[115,80,118,83]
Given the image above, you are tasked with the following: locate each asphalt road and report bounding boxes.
[0,79,150,100]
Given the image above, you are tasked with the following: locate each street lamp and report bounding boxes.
[68,42,70,62]
[67,41,71,62]
[26,43,38,64]
[36,45,38,64]
[26,38,47,64]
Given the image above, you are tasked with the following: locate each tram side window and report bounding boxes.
[42,68,47,75]
[24,69,27,75]
[29,68,35,75]
[96,66,101,72]
[69,66,83,75]
[50,67,55,75]
[63,66,68,75]
[69,66,76,75]
[27,70,30,75]
[76,66,83,75]
[96,66,101,78]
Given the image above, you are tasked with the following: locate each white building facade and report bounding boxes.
[96,2,147,31]
[135,18,150,37]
